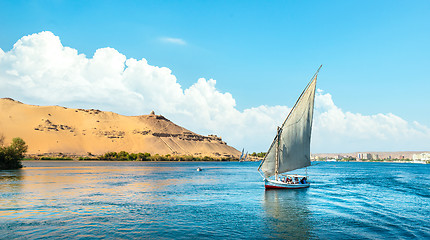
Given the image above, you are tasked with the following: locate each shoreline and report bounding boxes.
[317,160,428,164]
[20,159,426,164]
[21,159,259,162]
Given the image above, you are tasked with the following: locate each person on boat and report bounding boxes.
[300,177,307,184]
[294,177,299,184]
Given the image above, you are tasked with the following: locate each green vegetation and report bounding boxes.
[0,136,28,170]
[40,157,73,160]
[338,156,356,162]
[92,151,151,161]
[250,152,266,158]
[78,151,233,161]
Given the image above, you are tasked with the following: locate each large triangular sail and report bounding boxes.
[258,67,320,178]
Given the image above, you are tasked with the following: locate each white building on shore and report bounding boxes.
[357,153,372,160]
[412,153,430,163]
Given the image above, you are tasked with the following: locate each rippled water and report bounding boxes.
[0,161,429,239]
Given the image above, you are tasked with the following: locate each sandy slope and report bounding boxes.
[0,98,240,158]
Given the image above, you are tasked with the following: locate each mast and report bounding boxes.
[274,127,281,180]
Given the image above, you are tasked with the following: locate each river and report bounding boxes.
[0,161,429,239]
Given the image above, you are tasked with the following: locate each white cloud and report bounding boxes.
[312,91,430,152]
[1,31,429,153]
[160,37,186,45]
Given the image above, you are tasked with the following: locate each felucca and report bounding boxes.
[258,66,321,189]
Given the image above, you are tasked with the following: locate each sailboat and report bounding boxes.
[239,149,244,162]
[258,66,321,189]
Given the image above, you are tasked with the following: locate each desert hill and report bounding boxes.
[0,98,240,158]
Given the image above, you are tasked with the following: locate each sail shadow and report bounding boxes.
[262,189,313,239]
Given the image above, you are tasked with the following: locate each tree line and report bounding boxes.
[79,151,234,161]
[250,152,266,158]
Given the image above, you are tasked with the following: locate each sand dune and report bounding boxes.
[0,98,240,158]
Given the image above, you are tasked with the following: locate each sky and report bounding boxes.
[0,0,429,153]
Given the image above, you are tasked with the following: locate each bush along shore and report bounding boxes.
[0,137,28,170]
[26,151,236,162]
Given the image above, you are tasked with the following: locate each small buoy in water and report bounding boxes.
[196,167,202,171]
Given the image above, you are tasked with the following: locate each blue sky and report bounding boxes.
[1,0,429,152]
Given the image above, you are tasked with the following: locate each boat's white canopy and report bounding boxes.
[280,174,307,178]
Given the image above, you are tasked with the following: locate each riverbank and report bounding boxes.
[23,150,264,162]
[318,159,429,164]
[24,154,235,162]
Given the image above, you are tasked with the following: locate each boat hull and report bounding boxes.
[264,179,310,189]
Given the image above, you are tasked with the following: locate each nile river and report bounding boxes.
[0,161,429,239]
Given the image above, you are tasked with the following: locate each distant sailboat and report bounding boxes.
[258,66,321,189]
[239,150,249,162]
[239,149,244,162]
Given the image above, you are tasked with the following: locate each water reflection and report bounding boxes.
[263,189,312,239]
[0,162,217,222]
[0,170,23,189]
[0,170,23,205]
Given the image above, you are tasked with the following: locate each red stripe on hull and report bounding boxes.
[265,184,309,189]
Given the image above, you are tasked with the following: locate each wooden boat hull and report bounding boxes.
[264,179,310,189]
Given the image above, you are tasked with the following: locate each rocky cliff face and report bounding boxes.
[0,98,240,158]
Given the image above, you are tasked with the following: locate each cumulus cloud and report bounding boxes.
[0,31,429,153]
[160,37,186,45]
[312,90,430,152]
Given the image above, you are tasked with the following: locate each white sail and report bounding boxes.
[239,148,244,160]
[259,70,318,178]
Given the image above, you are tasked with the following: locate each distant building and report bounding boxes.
[413,153,430,161]
[357,153,372,160]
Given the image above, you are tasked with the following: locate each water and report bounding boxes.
[0,161,429,239]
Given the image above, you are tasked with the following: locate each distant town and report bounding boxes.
[311,151,430,164]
